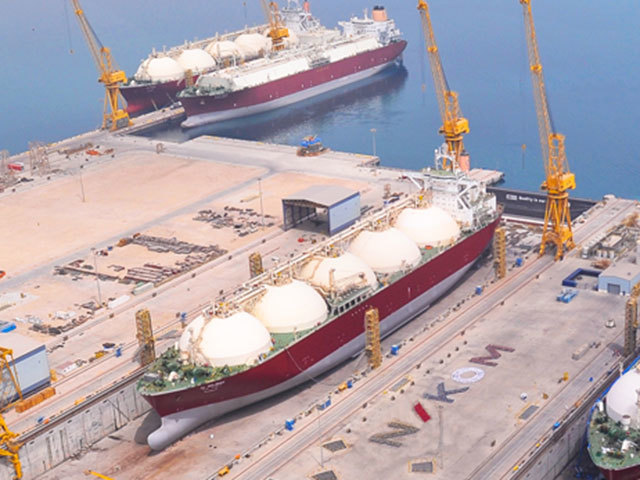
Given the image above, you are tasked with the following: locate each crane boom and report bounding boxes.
[417,0,469,171]
[71,0,131,131]
[519,0,576,259]
[261,0,289,52]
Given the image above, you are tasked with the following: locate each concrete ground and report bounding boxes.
[1,135,408,439]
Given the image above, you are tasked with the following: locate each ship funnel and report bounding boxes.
[372,6,388,22]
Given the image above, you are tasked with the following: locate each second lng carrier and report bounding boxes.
[137,155,500,450]
[120,2,406,124]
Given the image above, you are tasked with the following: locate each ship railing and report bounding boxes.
[195,194,417,312]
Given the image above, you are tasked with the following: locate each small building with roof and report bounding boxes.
[282,185,360,235]
[597,262,640,295]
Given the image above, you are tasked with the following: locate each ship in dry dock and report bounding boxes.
[137,160,500,450]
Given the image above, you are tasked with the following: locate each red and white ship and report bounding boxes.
[178,4,406,127]
[119,25,264,116]
[137,163,500,450]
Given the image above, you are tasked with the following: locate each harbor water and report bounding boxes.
[1,0,639,199]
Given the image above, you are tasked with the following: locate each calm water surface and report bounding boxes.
[1,1,638,199]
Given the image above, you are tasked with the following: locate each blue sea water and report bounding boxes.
[1,1,638,200]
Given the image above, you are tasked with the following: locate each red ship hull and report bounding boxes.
[121,76,198,116]
[141,217,499,449]
[598,466,640,480]
[179,40,407,127]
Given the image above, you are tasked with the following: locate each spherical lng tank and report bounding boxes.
[299,252,377,293]
[205,40,242,61]
[395,206,461,247]
[176,48,216,74]
[178,311,271,367]
[252,280,328,333]
[348,228,420,274]
[234,33,270,59]
[134,56,185,82]
[605,366,640,426]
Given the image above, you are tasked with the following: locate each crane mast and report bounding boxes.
[519,0,576,259]
[261,0,289,52]
[71,0,131,131]
[417,0,470,172]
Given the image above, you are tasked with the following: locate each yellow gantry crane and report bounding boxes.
[417,0,470,172]
[0,415,21,479]
[71,0,131,131]
[261,0,290,51]
[1,348,23,479]
[519,0,576,260]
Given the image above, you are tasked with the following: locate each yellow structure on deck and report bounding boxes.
[135,309,156,367]
[493,227,507,280]
[261,0,290,51]
[0,414,21,479]
[519,0,576,260]
[249,252,264,278]
[417,0,470,172]
[71,0,131,131]
[365,308,382,369]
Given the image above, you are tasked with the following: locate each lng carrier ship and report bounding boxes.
[137,162,499,450]
[120,1,406,123]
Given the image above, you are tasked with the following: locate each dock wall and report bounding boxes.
[513,365,620,480]
[0,378,150,480]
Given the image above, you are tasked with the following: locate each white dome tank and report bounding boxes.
[205,40,242,60]
[179,311,271,367]
[299,252,377,293]
[135,56,184,83]
[395,206,461,248]
[348,228,421,274]
[605,366,640,425]
[234,33,269,59]
[252,280,327,333]
[176,48,216,73]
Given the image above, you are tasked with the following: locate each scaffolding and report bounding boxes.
[135,309,156,367]
[624,285,640,357]
[493,227,506,280]
[365,308,382,369]
[249,252,264,278]
[0,348,22,412]
[27,141,50,177]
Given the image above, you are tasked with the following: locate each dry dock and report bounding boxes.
[1,119,639,480]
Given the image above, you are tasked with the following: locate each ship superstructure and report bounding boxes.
[137,169,498,450]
